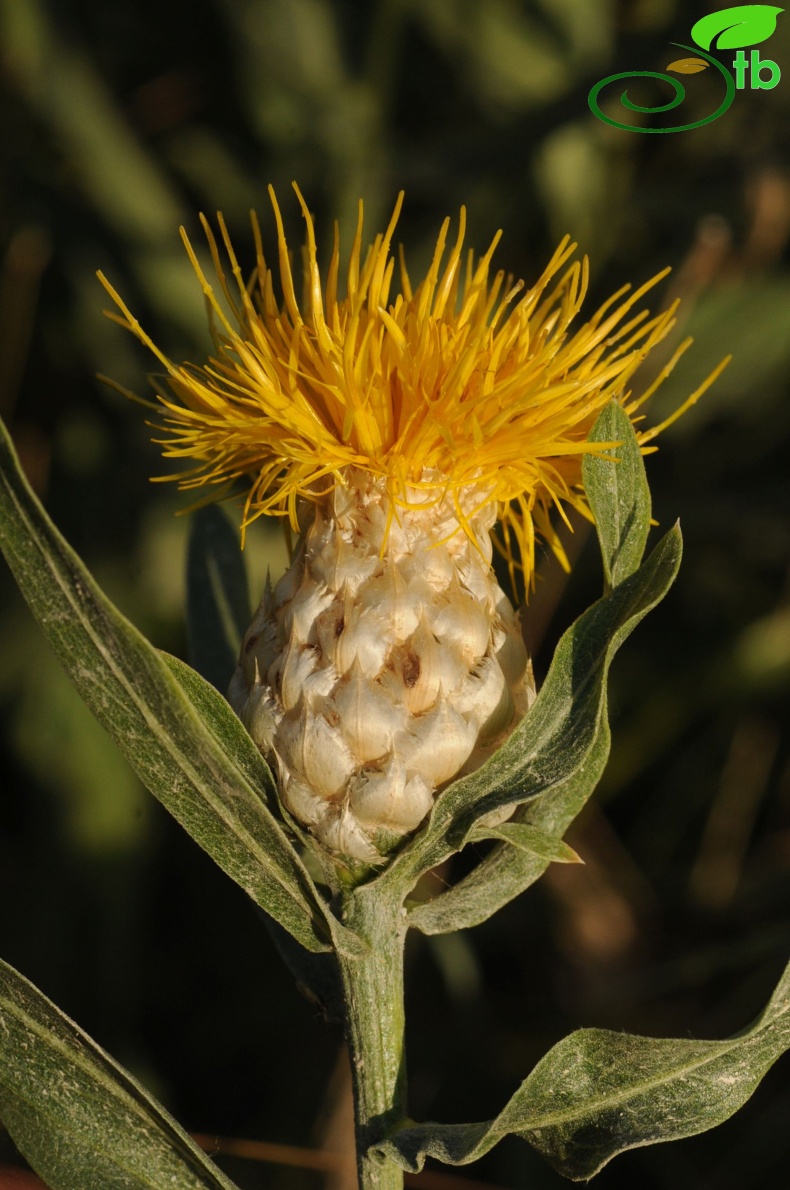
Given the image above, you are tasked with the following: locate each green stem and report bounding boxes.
[336,884,407,1190]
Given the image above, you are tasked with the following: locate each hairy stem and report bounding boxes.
[337,884,408,1189]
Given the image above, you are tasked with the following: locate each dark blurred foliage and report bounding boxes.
[1,1,790,1187]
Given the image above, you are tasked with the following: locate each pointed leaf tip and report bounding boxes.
[402,522,682,935]
[583,400,651,591]
[0,411,332,956]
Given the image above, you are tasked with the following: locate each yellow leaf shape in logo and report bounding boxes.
[666,57,710,73]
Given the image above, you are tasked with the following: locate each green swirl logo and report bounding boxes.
[588,5,783,133]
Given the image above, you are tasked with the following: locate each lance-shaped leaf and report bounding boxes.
[0,413,331,955]
[402,530,680,928]
[186,505,250,692]
[691,4,783,50]
[160,654,366,957]
[403,749,607,935]
[467,822,581,866]
[0,958,240,1190]
[412,822,581,939]
[377,955,790,1180]
[582,399,651,592]
[401,402,672,934]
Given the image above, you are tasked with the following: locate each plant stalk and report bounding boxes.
[336,883,407,1190]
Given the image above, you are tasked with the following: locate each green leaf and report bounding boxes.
[468,822,581,866]
[186,504,250,692]
[159,652,280,802]
[404,825,562,935]
[405,763,607,935]
[690,5,783,50]
[399,405,667,932]
[161,655,367,957]
[0,413,331,955]
[0,958,240,1190]
[396,524,682,929]
[377,955,790,1180]
[404,719,610,935]
[582,399,651,591]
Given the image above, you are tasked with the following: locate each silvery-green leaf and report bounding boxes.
[159,651,279,801]
[186,504,250,692]
[397,407,671,929]
[377,955,790,1180]
[161,653,367,958]
[468,822,580,865]
[404,723,610,936]
[405,772,606,936]
[0,413,331,955]
[394,523,682,921]
[0,958,239,1190]
[582,399,651,591]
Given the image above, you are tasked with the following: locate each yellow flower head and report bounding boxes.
[99,184,725,590]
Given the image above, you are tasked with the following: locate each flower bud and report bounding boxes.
[230,473,534,862]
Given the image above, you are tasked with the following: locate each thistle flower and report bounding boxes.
[100,186,723,863]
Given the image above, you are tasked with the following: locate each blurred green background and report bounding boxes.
[1,1,790,1187]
